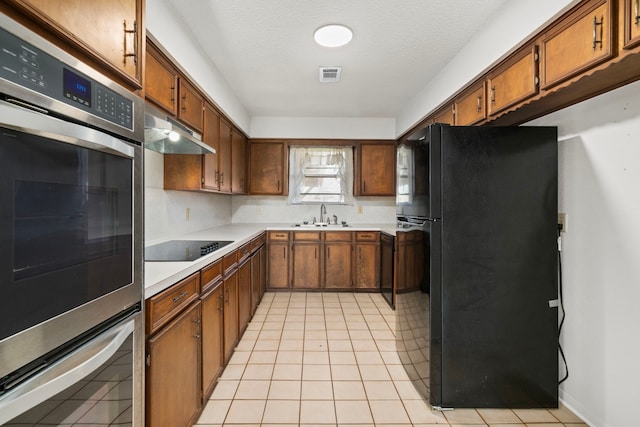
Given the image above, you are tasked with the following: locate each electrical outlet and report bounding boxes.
[186,208,191,221]
[558,212,567,232]
[256,206,263,215]
[358,206,363,214]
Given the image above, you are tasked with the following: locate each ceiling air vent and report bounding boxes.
[319,66,342,83]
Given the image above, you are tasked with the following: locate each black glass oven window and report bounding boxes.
[0,127,133,340]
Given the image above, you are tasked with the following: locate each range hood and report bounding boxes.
[144,105,215,154]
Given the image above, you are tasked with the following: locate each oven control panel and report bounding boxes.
[0,26,134,131]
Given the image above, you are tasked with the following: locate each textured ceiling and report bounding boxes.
[163,0,509,119]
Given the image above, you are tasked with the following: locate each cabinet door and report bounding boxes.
[292,243,321,289]
[163,154,203,191]
[202,104,221,191]
[455,82,486,126]
[223,271,238,364]
[324,242,352,289]
[432,105,455,125]
[178,79,204,132]
[9,0,142,86]
[201,285,223,401]
[249,141,287,195]
[259,244,267,296]
[218,119,233,193]
[145,44,178,115]
[624,0,640,49]
[231,130,247,194]
[146,301,201,427]
[540,0,613,89]
[487,45,539,117]
[380,234,394,299]
[359,142,396,196]
[354,243,379,289]
[267,243,289,289]
[251,249,261,315]
[237,259,252,335]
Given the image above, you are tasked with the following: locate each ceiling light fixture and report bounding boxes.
[314,24,353,48]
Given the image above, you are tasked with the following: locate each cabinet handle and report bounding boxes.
[490,86,496,104]
[476,95,482,113]
[181,94,187,112]
[327,247,330,258]
[215,170,220,184]
[635,0,639,25]
[225,287,230,304]
[363,181,367,193]
[172,291,188,303]
[170,85,175,106]
[277,179,280,192]
[283,247,286,258]
[123,20,137,65]
[220,172,224,185]
[593,16,604,50]
[218,293,224,311]
[314,248,317,259]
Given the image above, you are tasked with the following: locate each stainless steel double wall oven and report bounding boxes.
[0,14,144,426]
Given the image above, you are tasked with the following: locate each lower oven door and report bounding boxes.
[0,311,143,426]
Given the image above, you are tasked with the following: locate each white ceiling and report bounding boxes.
[163,0,510,120]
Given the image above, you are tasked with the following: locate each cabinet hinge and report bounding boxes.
[534,76,539,86]
[534,52,539,62]
[146,354,151,367]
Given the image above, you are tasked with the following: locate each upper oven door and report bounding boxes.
[0,100,142,379]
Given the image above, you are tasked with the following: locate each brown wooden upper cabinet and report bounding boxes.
[231,129,247,194]
[218,119,233,193]
[202,103,221,191]
[178,79,204,132]
[455,82,486,126]
[432,105,455,125]
[540,0,614,90]
[487,44,539,117]
[6,0,143,88]
[358,142,396,196]
[624,0,640,49]
[248,140,288,195]
[145,43,178,116]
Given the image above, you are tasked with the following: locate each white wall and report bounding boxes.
[144,150,232,244]
[527,81,640,427]
[250,116,396,140]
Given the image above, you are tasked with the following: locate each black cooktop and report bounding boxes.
[145,240,233,262]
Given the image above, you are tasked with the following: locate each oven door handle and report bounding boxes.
[0,317,135,425]
[0,100,135,158]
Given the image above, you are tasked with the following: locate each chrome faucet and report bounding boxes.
[320,204,327,223]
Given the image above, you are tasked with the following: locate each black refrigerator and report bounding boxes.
[396,124,558,409]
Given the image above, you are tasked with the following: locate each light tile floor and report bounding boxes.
[195,291,586,427]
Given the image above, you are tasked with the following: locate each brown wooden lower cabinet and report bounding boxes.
[237,257,252,335]
[267,230,381,291]
[200,283,224,403]
[146,301,202,427]
[223,269,238,364]
[395,230,426,292]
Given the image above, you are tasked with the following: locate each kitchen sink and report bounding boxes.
[292,222,351,228]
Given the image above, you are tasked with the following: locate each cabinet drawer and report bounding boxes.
[356,231,380,242]
[540,0,613,89]
[238,242,251,262]
[324,231,353,242]
[201,259,222,293]
[294,231,321,241]
[251,233,266,252]
[146,272,200,335]
[223,250,238,274]
[268,231,290,241]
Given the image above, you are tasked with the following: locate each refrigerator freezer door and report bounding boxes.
[434,125,558,408]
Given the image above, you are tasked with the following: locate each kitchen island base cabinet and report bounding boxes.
[146,301,202,427]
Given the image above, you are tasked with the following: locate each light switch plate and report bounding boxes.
[558,212,567,233]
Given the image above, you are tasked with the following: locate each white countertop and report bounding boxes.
[144,223,397,299]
